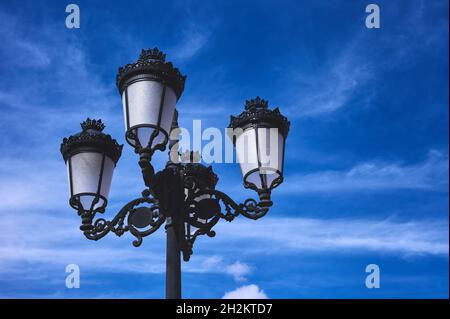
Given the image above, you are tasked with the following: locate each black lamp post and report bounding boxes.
[60,48,290,299]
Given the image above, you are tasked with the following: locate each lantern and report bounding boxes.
[228,97,290,196]
[116,48,186,154]
[60,118,123,212]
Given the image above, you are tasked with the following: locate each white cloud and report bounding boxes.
[222,284,268,299]
[225,261,251,282]
[184,255,251,282]
[282,150,449,194]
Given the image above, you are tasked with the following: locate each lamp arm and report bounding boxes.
[78,191,165,247]
[187,188,272,222]
[181,187,272,260]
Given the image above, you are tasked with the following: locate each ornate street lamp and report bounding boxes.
[60,48,290,299]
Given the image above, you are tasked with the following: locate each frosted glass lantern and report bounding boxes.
[60,118,123,212]
[116,48,186,153]
[228,97,290,193]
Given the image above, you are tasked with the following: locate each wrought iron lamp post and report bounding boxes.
[60,48,290,299]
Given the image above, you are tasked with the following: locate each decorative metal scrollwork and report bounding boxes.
[74,165,272,261]
[181,187,271,260]
[81,191,165,247]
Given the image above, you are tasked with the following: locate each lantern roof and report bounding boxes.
[116,47,186,99]
[60,118,123,163]
[228,97,290,137]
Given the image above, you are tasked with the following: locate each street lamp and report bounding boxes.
[60,48,290,299]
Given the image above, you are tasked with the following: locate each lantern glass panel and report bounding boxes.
[235,128,259,179]
[68,152,115,209]
[122,78,177,148]
[235,127,285,190]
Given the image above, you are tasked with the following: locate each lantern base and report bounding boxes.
[125,124,169,155]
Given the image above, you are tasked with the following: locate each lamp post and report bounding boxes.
[60,48,290,299]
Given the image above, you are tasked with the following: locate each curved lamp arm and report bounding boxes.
[75,190,166,247]
[185,187,272,219]
[181,187,272,260]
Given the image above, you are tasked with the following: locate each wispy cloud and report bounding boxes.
[290,34,376,118]
[223,284,268,299]
[171,23,211,61]
[2,206,446,292]
[0,11,123,160]
[0,2,447,299]
[0,12,51,68]
[0,158,67,210]
[212,216,449,257]
[0,212,251,283]
[0,12,154,213]
[282,150,449,194]
[284,2,448,118]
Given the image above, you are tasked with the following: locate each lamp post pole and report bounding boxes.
[165,111,182,299]
[166,219,182,299]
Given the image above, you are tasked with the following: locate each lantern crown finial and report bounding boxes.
[81,118,105,132]
[245,96,268,110]
[138,47,166,63]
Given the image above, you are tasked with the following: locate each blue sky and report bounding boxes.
[0,0,448,298]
